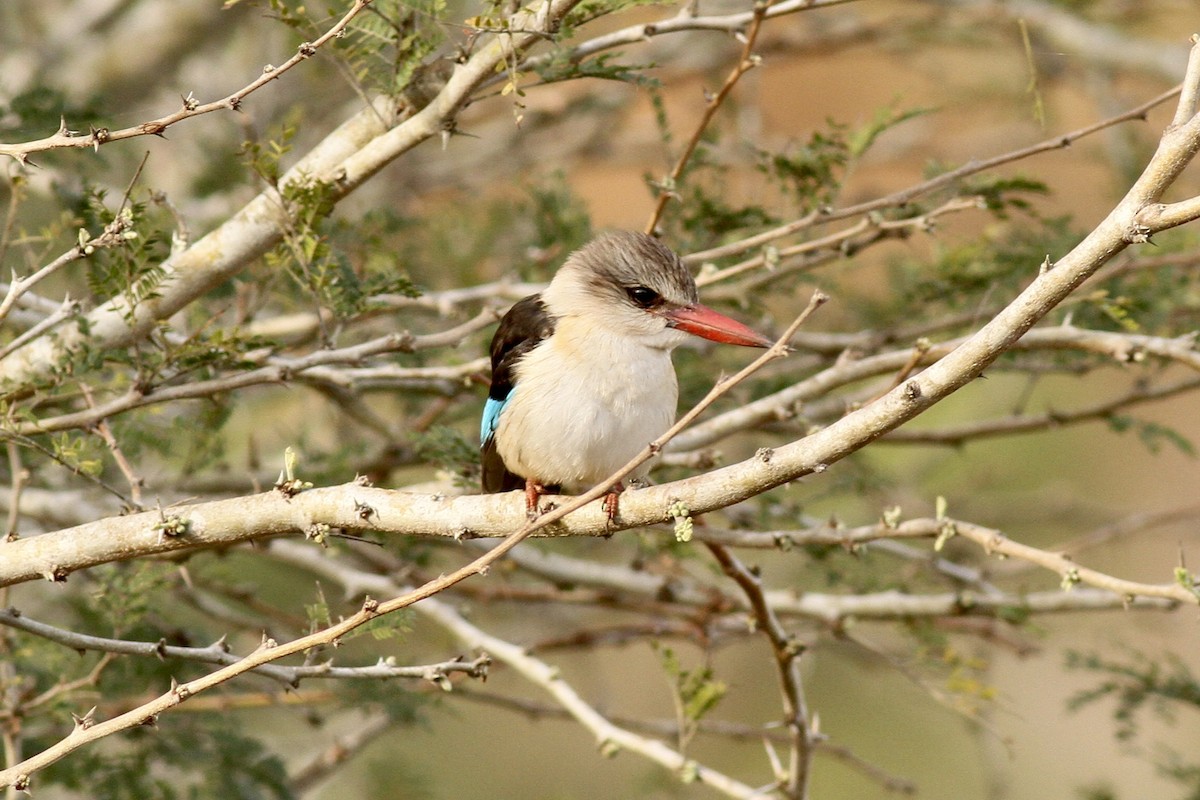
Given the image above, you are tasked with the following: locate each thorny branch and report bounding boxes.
[1,6,1200,799]
[644,0,773,234]
[450,689,917,795]
[684,82,1185,267]
[707,543,814,798]
[0,288,822,789]
[0,217,131,329]
[267,539,767,799]
[0,606,490,689]
[5,311,495,438]
[0,1,373,162]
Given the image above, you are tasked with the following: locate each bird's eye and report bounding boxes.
[626,286,661,309]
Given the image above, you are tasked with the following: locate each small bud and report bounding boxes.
[306,523,332,546]
[933,521,956,552]
[1060,568,1081,592]
[881,506,902,529]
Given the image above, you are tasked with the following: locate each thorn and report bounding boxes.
[41,565,67,582]
[71,706,98,732]
[353,499,376,521]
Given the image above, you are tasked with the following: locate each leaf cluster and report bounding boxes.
[42,720,291,800]
[1068,650,1200,800]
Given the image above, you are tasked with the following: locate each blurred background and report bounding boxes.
[2,1,1200,798]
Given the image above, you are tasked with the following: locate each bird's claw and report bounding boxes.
[524,479,547,519]
[602,481,626,524]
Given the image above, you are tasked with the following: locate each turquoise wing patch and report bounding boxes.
[480,395,509,445]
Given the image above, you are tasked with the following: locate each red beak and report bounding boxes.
[661,304,773,348]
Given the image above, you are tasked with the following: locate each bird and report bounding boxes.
[480,230,772,518]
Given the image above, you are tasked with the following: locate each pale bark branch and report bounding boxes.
[683,84,1184,266]
[669,325,1200,453]
[1134,194,1200,232]
[288,712,395,795]
[0,0,584,387]
[643,0,772,234]
[881,373,1200,445]
[0,1,372,162]
[707,543,814,798]
[0,607,490,688]
[520,0,863,74]
[10,311,494,437]
[0,249,814,788]
[268,540,766,799]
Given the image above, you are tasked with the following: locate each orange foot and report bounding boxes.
[602,481,626,523]
[524,479,548,519]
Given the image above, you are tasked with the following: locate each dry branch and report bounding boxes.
[0,1,372,162]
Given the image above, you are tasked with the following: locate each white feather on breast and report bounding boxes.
[494,317,679,490]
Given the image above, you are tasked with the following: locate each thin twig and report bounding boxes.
[706,543,813,798]
[0,289,823,789]
[0,607,490,688]
[684,83,1183,265]
[4,442,26,541]
[80,384,145,510]
[881,373,1200,445]
[644,0,773,234]
[520,0,860,76]
[942,518,1200,604]
[0,297,81,362]
[9,312,494,437]
[696,196,983,289]
[0,431,132,508]
[266,540,765,799]
[288,713,395,794]
[0,1,372,163]
[0,230,120,329]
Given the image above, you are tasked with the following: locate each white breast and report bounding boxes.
[494,318,679,490]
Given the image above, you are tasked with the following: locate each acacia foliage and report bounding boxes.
[1,1,1200,798]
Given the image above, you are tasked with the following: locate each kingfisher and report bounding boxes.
[480,231,772,517]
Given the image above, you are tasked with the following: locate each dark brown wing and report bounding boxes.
[480,294,555,493]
